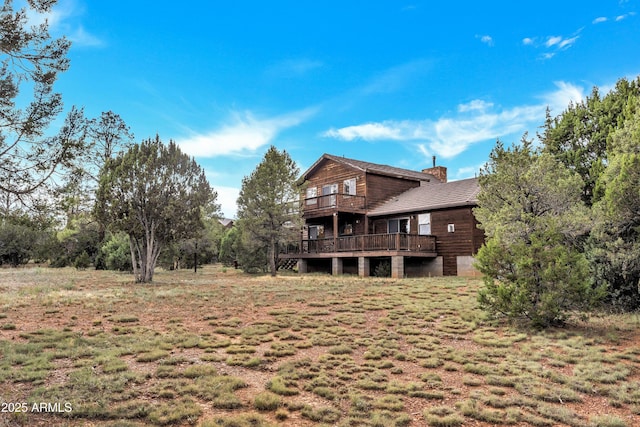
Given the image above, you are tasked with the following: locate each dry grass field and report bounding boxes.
[1,265,639,427]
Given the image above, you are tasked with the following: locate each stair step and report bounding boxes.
[278,258,298,271]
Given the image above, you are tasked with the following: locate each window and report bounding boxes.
[388,218,409,234]
[418,213,431,235]
[322,184,338,207]
[309,225,324,240]
[306,187,317,205]
[447,224,455,233]
[343,178,356,195]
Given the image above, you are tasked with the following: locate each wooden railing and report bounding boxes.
[303,193,366,214]
[284,233,436,254]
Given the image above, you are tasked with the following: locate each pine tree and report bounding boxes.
[474,139,604,327]
[0,1,87,204]
[236,146,303,276]
[589,108,640,310]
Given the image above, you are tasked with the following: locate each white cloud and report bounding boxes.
[454,163,485,180]
[458,100,494,113]
[615,12,636,21]
[325,103,543,159]
[26,0,104,48]
[524,32,580,59]
[592,12,634,24]
[558,36,579,49]
[477,35,494,46]
[177,108,316,158]
[324,82,590,160]
[545,35,578,50]
[213,185,240,219]
[541,81,586,114]
[323,123,403,141]
[426,105,542,158]
[69,25,104,47]
[545,36,563,48]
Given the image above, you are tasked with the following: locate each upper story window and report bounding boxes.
[343,178,356,195]
[306,187,317,205]
[322,184,338,207]
[309,224,324,239]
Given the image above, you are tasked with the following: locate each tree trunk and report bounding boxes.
[129,233,160,283]
[129,235,140,282]
[269,238,277,277]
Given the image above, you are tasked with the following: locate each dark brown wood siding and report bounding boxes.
[431,207,482,276]
[365,173,421,209]
[304,159,365,199]
[368,206,484,276]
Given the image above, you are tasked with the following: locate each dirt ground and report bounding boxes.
[1,266,639,427]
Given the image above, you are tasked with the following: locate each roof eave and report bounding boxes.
[368,200,478,217]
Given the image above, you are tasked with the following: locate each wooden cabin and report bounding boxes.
[281,154,484,278]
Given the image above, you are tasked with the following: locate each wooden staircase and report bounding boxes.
[278,258,298,271]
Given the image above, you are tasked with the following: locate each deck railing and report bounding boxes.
[284,233,436,254]
[303,193,366,214]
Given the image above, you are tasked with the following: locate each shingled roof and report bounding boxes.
[368,177,480,217]
[301,153,439,182]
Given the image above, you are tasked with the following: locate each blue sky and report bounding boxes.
[40,1,640,218]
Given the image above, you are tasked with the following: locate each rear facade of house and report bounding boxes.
[281,154,485,278]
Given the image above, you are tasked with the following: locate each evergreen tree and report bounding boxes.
[0,1,87,204]
[474,139,604,327]
[95,136,216,282]
[542,77,640,205]
[589,108,640,310]
[236,146,303,276]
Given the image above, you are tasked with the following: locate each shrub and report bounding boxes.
[254,391,281,411]
[266,376,299,396]
[424,406,465,427]
[0,221,37,266]
[373,260,391,277]
[147,398,202,425]
[73,251,91,270]
[53,218,101,268]
[300,405,341,423]
[99,232,133,271]
[474,142,604,327]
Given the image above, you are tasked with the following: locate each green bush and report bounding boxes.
[476,234,602,327]
[99,232,132,271]
[0,221,37,266]
[474,143,604,327]
[373,260,391,277]
[73,251,91,270]
[52,217,101,268]
[254,391,281,411]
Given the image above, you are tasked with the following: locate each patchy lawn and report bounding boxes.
[0,265,639,427]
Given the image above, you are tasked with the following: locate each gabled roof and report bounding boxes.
[368,177,480,217]
[218,218,234,227]
[301,153,438,182]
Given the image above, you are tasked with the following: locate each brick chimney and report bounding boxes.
[422,156,447,183]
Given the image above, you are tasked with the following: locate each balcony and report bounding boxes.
[303,193,366,216]
[283,233,437,256]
